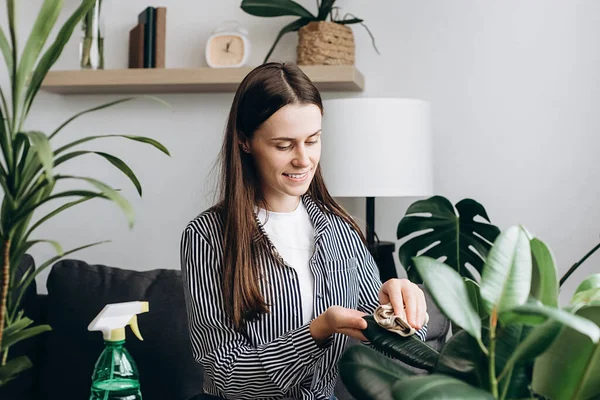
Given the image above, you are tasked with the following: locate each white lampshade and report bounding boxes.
[320,98,433,197]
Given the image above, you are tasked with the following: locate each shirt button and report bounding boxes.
[317,292,323,299]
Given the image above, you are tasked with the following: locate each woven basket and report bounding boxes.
[297,21,355,65]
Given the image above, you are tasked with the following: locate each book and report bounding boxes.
[155,7,166,68]
[138,7,155,68]
[128,23,145,68]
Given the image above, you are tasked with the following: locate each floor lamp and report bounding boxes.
[320,98,433,281]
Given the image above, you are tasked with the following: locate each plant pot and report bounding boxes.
[297,21,355,66]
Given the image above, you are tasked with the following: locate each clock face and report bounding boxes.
[208,35,245,67]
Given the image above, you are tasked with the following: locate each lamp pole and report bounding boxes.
[365,197,397,282]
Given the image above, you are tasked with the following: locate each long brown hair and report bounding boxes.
[216,62,365,330]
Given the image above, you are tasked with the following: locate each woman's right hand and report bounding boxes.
[310,306,368,343]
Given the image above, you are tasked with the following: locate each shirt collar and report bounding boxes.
[252,194,331,244]
[301,193,331,242]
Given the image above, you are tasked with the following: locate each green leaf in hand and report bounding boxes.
[362,315,439,371]
[397,196,500,283]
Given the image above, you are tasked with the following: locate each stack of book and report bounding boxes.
[129,6,166,68]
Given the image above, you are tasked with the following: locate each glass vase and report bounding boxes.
[80,0,104,70]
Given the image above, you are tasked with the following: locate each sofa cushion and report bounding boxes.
[417,284,450,351]
[37,259,203,400]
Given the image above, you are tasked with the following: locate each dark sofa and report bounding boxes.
[2,256,449,400]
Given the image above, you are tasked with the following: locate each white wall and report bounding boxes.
[1,0,598,304]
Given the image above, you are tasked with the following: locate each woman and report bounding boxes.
[180,62,428,400]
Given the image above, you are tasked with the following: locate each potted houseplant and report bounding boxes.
[240,0,379,64]
[0,0,169,385]
[338,196,600,400]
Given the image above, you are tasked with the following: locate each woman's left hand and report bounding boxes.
[379,279,427,329]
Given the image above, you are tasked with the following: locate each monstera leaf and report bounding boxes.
[397,196,500,283]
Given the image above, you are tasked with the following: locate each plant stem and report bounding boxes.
[560,241,600,287]
[499,365,513,400]
[489,311,499,399]
[0,239,11,364]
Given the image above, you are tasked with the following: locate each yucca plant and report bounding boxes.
[0,0,169,385]
[340,225,600,400]
[241,0,379,63]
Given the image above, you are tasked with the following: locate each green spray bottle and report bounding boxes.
[88,301,149,400]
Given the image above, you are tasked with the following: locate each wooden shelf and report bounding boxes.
[40,65,364,94]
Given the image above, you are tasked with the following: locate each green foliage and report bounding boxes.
[532,281,600,400]
[0,0,169,384]
[362,315,439,372]
[341,206,600,399]
[240,0,375,62]
[397,196,500,283]
[414,256,486,351]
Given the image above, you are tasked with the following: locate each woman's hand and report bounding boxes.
[310,306,368,343]
[379,278,427,329]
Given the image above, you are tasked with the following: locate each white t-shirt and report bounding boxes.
[256,201,315,324]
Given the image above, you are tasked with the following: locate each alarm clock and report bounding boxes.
[205,21,251,68]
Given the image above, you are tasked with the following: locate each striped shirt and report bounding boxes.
[180,194,427,400]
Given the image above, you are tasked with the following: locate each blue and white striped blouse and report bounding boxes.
[180,194,427,400]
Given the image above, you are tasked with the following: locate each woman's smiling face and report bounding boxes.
[246,103,322,212]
